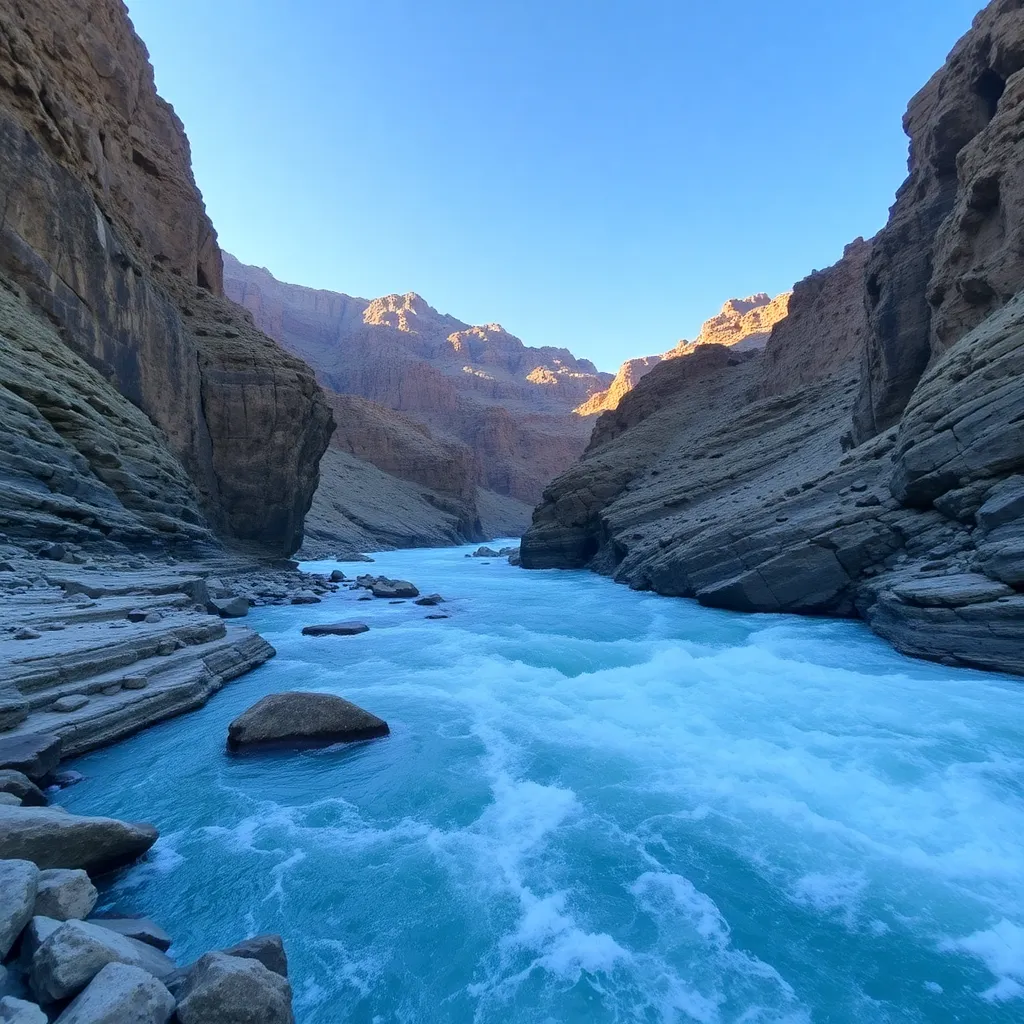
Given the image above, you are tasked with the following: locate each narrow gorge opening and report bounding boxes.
[974,68,1006,120]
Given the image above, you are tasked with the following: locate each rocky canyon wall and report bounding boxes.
[0,0,333,555]
[522,0,1024,676]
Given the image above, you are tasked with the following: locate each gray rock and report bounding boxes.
[125,610,147,623]
[0,997,46,1024]
[30,920,175,1003]
[425,614,449,620]
[0,807,157,875]
[221,935,288,978]
[0,860,38,959]
[38,545,66,562]
[329,570,346,582]
[288,591,320,605]
[13,630,39,642]
[414,594,444,606]
[121,676,148,691]
[33,870,97,922]
[507,550,522,566]
[370,579,419,599]
[88,919,171,952]
[472,546,500,558]
[52,962,175,1024]
[0,735,61,782]
[227,692,389,752]
[0,795,21,807]
[175,953,293,1024]
[19,917,62,964]
[300,621,369,637]
[51,695,89,714]
[890,573,1015,607]
[207,597,249,618]
[976,476,1024,533]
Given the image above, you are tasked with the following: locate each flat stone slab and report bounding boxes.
[300,621,369,637]
[0,733,61,781]
[891,572,1015,607]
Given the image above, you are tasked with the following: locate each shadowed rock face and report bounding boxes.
[223,256,612,506]
[0,0,333,555]
[523,1,1024,676]
[854,0,1024,441]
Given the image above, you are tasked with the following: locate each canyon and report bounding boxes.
[523,0,1024,677]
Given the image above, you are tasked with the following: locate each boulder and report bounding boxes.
[175,953,294,1024]
[0,807,157,875]
[51,962,175,1024]
[226,692,389,752]
[19,917,62,964]
[0,860,38,959]
[207,597,249,619]
[370,579,419,599]
[221,935,288,978]
[507,550,522,566]
[0,997,46,1024]
[89,919,171,952]
[414,594,444,606]
[329,570,346,582]
[472,546,500,558]
[51,696,89,714]
[0,772,46,808]
[288,592,320,605]
[30,920,175,1003]
[0,736,60,782]
[33,870,97,922]
[0,794,21,807]
[300,621,369,637]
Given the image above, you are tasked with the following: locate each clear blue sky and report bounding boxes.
[126,0,983,371]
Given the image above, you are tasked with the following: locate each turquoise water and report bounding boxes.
[60,543,1024,1023]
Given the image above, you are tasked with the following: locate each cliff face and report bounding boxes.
[0,0,333,555]
[522,0,1024,676]
[577,291,790,416]
[224,256,611,506]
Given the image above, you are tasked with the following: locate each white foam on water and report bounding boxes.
[942,920,1024,1001]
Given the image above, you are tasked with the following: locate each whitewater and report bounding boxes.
[59,543,1024,1023]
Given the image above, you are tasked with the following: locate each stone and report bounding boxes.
[88,919,171,952]
[125,610,147,623]
[49,772,84,790]
[289,592,321,605]
[20,917,61,963]
[221,935,288,978]
[370,579,419,599]
[207,597,249,619]
[0,772,45,807]
[175,952,294,1024]
[890,574,1015,607]
[100,685,121,697]
[414,594,444,606]
[0,794,20,806]
[0,735,60,782]
[51,962,174,1024]
[51,695,89,714]
[13,630,39,642]
[30,920,174,1003]
[227,692,389,752]
[0,997,46,1024]
[425,614,450,620]
[329,570,346,582]
[472,547,501,558]
[38,544,66,562]
[0,860,38,959]
[0,807,157,875]
[121,676,148,690]
[33,870,97,922]
[300,621,369,637]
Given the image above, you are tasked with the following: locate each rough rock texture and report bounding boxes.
[0,771,45,807]
[854,0,1024,441]
[523,17,1024,684]
[577,292,791,415]
[221,935,288,978]
[0,860,38,960]
[175,952,294,1024]
[0,0,332,555]
[224,255,611,506]
[0,807,157,875]
[226,692,389,752]
[89,918,171,952]
[52,962,174,1024]
[0,998,46,1024]
[33,870,97,922]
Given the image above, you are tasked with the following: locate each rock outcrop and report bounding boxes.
[223,255,611,506]
[577,291,790,415]
[0,0,333,555]
[522,1,1024,676]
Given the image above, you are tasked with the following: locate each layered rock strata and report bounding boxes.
[0,0,332,555]
[523,0,1024,678]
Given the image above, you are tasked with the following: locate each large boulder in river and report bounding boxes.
[226,693,389,752]
[52,962,175,1024]
[175,952,294,1024]
[300,621,369,637]
[370,578,419,599]
[0,807,157,875]
[0,859,38,959]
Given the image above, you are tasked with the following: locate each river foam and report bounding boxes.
[59,543,1024,1022]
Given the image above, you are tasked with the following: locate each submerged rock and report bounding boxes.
[0,807,157,875]
[226,693,389,752]
[414,594,444,606]
[300,621,369,637]
[51,962,174,1024]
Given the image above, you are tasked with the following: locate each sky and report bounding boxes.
[126,0,984,371]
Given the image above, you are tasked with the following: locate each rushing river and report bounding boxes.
[60,543,1024,1023]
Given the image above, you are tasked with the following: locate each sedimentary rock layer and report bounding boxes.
[0,0,332,555]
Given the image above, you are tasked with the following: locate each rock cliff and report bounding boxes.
[0,0,333,555]
[223,256,611,506]
[577,291,790,415]
[523,0,1024,676]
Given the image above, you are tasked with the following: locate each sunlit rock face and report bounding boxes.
[0,0,332,555]
[523,0,1024,677]
[576,291,791,416]
[224,256,613,506]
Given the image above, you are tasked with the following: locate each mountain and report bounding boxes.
[576,291,791,415]
[522,0,1024,678]
[223,258,613,512]
[0,0,332,555]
